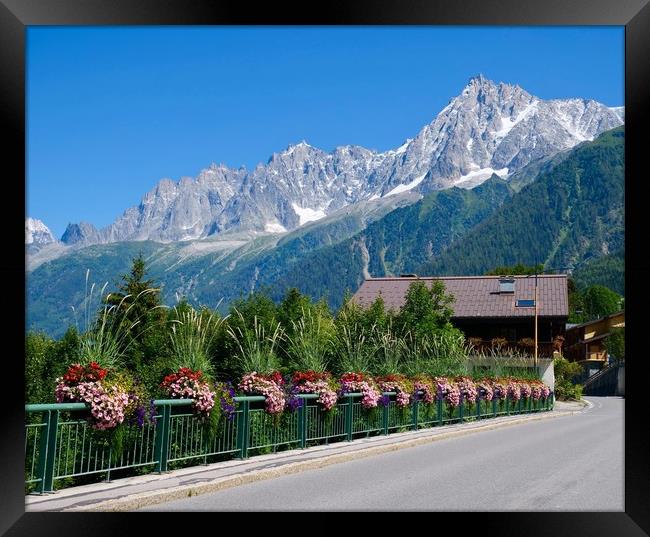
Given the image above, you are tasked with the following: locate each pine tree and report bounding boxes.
[103,253,164,371]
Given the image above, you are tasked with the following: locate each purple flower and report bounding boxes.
[379,394,391,407]
[287,395,303,411]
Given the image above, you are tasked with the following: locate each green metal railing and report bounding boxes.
[25,391,554,493]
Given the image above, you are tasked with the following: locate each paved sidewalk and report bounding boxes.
[25,401,588,512]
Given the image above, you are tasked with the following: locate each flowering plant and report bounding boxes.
[62,362,108,384]
[376,374,413,408]
[239,371,286,414]
[411,377,435,404]
[339,372,381,409]
[160,367,216,417]
[291,371,339,411]
[491,379,508,400]
[476,379,494,401]
[217,381,237,421]
[519,381,532,400]
[529,380,551,400]
[506,378,521,401]
[55,363,130,430]
[455,376,478,404]
[434,377,460,408]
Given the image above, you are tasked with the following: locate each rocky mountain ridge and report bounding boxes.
[34,75,624,248]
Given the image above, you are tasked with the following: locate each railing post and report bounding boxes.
[476,396,481,420]
[36,410,59,493]
[298,399,307,449]
[411,399,419,431]
[154,403,171,473]
[505,394,510,415]
[236,399,250,459]
[492,397,497,418]
[437,397,443,426]
[382,399,389,435]
[518,397,522,414]
[345,395,354,441]
[459,393,464,423]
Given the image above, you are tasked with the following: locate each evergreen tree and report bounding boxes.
[278,288,312,335]
[103,253,165,372]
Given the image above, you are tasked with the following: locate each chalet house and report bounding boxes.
[564,310,625,377]
[352,274,569,357]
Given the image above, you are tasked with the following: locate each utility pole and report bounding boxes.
[534,273,538,368]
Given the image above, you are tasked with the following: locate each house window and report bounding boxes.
[516,299,535,307]
[499,278,515,293]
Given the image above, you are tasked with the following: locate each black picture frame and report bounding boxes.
[2,0,648,535]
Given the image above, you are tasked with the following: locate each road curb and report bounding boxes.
[59,408,580,512]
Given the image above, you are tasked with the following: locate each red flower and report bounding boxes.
[340,372,365,383]
[292,370,330,385]
[266,371,284,385]
[62,362,109,385]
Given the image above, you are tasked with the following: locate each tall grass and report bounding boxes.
[72,270,164,370]
[286,308,333,373]
[227,312,284,375]
[371,325,404,376]
[399,331,469,377]
[167,306,226,380]
[467,348,542,380]
[334,322,377,374]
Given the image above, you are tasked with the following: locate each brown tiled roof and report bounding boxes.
[352,275,568,318]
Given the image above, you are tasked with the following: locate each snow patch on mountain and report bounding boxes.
[455,167,509,188]
[292,204,327,225]
[264,221,288,233]
[384,173,427,197]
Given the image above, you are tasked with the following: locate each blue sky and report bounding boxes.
[27,26,624,239]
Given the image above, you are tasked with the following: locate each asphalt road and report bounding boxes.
[141,396,624,511]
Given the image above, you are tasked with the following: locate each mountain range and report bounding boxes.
[26,75,625,337]
[31,75,622,249]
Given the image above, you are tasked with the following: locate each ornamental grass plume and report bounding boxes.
[167,305,226,380]
[371,325,404,376]
[72,270,167,370]
[227,312,284,376]
[286,308,334,373]
[334,321,377,375]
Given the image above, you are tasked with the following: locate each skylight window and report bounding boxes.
[516,299,536,307]
[499,278,515,293]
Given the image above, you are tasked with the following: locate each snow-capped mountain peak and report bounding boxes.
[60,75,624,246]
[25,218,56,246]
